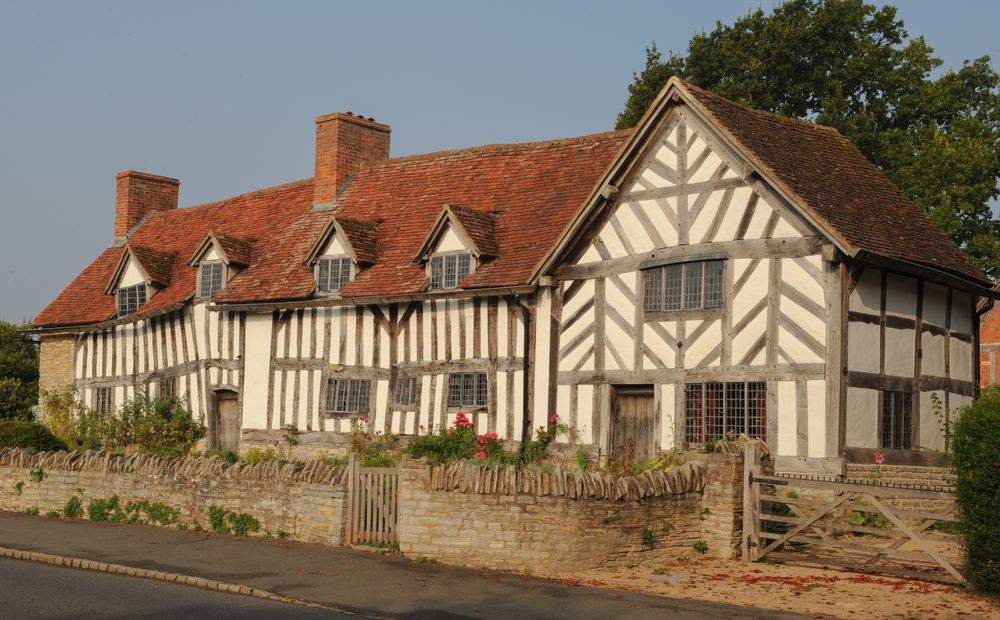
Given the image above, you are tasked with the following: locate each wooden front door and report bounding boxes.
[214,392,240,452]
[611,385,656,461]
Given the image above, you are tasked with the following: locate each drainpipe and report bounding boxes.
[510,295,533,460]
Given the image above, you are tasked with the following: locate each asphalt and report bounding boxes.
[0,512,806,619]
[0,556,349,619]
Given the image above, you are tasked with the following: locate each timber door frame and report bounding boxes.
[609,384,656,460]
[210,387,240,451]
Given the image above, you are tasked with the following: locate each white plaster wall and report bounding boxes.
[434,225,467,253]
[119,258,146,287]
[847,321,880,373]
[776,381,797,456]
[884,274,917,317]
[918,390,946,452]
[849,270,882,314]
[845,387,878,448]
[806,380,826,457]
[884,327,915,377]
[241,313,272,430]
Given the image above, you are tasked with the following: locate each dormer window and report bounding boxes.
[430,252,472,290]
[317,256,351,293]
[198,261,225,298]
[117,283,148,317]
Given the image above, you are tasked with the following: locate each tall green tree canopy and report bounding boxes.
[617,0,1000,278]
[0,322,38,420]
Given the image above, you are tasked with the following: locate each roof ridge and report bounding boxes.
[368,129,633,168]
[150,177,314,221]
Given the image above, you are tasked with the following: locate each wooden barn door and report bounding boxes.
[611,385,656,461]
[213,391,240,452]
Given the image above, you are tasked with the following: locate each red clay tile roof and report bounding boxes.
[34,179,314,327]
[336,218,379,265]
[680,80,990,287]
[212,232,255,267]
[34,83,989,328]
[449,205,499,258]
[126,244,176,288]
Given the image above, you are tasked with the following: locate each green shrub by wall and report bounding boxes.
[952,386,1000,594]
[0,420,67,451]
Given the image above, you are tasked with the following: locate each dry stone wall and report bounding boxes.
[397,452,745,571]
[0,448,347,544]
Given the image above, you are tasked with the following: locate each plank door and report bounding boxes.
[215,391,240,452]
[611,385,656,461]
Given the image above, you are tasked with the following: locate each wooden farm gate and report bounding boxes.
[346,454,400,545]
[742,443,964,584]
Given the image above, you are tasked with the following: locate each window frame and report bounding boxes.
[880,390,913,451]
[156,376,179,401]
[392,374,420,410]
[315,256,353,295]
[322,377,371,416]
[683,380,767,446]
[641,256,726,321]
[446,371,488,411]
[197,260,226,299]
[428,250,474,291]
[116,283,148,318]
[93,386,114,416]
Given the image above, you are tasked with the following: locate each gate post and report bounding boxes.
[742,441,761,562]
[346,453,358,544]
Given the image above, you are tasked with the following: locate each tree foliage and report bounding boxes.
[617,0,1000,276]
[0,321,38,420]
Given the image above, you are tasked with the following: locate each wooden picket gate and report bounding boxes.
[742,443,964,584]
[346,454,400,545]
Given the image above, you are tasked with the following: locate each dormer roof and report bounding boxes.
[305,217,380,266]
[414,205,498,262]
[189,231,255,268]
[105,243,177,295]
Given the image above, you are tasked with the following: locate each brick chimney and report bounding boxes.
[114,170,179,243]
[313,112,391,209]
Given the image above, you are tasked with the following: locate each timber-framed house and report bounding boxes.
[33,78,994,473]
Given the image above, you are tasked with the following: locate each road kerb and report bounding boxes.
[0,544,375,617]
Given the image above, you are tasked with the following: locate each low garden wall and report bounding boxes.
[0,447,348,544]
[396,451,744,572]
[0,445,747,572]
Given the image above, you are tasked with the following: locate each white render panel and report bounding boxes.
[742,202,775,240]
[806,380,826,457]
[321,233,348,257]
[598,223,628,258]
[845,387,879,448]
[533,289,553,427]
[918,391,946,452]
[849,270,882,314]
[922,283,949,327]
[577,384,595,444]
[951,291,972,333]
[614,206,654,254]
[776,381,797,456]
[885,274,917,318]
[921,332,946,377]
[434,225,467,253]
[241,313,272,430]
[847,321,880,373]
[951,338,974,382]
[119,258,146,287]
[660,383,675,450]
[496,370,508,437]
[884,327,915,377]
[684,320,721,368]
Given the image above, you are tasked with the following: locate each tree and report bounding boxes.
[617,0,1000,277]
[0,321,38,420]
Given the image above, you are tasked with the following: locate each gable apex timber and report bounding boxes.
[535,78,845,280]
[104,244,176,295]
[304,217,380,267]
[188,231,255,268]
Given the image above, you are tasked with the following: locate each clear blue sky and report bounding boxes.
[1,1,998,323]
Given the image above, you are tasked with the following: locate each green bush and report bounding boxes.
[202,449,239,464]
[207,504,259,536]
[241,447,277,464]
[0,420,67,451]
[952,387,1000,593]
[63,496,83,519]
[40,388,203,456]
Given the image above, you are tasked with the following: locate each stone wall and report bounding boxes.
[240,429,350,461]
[0,448,347,544]
[845,463,956,513]
[396,451,746,572]
[37,335,75,415]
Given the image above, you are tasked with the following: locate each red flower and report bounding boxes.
[473,450,487,460]
[455,412,474,428]
[549,414,560,424]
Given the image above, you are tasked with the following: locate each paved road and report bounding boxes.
[0,512,805,619]
[0,556,355,619]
